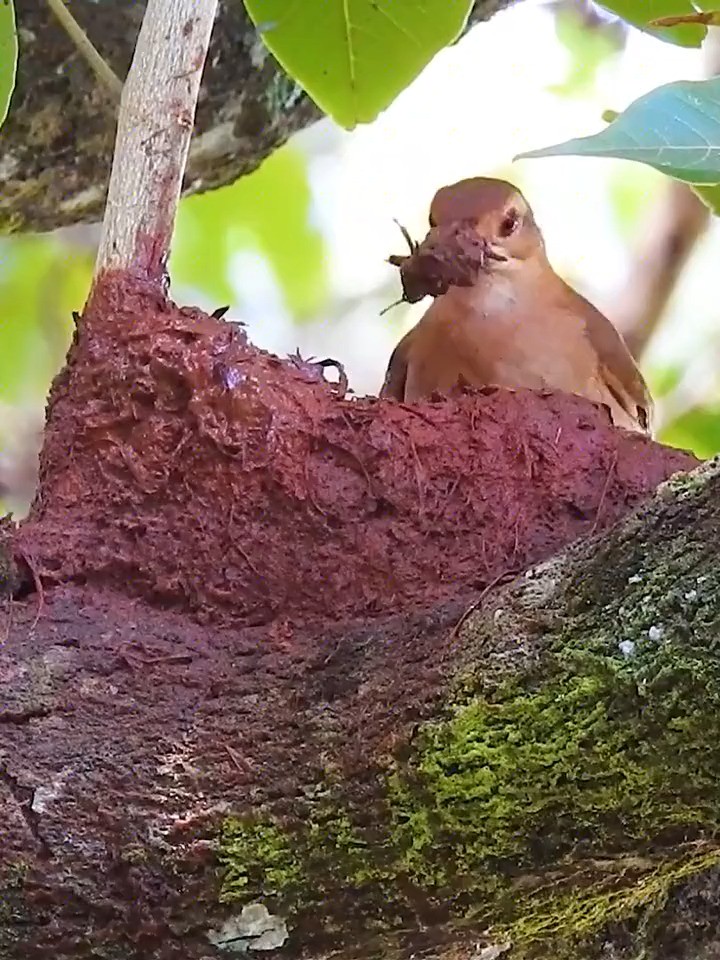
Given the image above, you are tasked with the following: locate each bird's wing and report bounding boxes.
[562,283,653,434]
[380,331,411,400]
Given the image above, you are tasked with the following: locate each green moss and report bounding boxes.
[219,802,400,922]
[265,73,305,116]
[0,860,33,929]
[219,820,306,902]
[0,210,22,234]
[657,464,712,498]
[218,610,720,934]
[216,479,720,951]
[120,844,151,866]
[218,608,720,938]
[390,643,720,886]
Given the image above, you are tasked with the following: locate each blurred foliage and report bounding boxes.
[662,405,720,457]
[171,145,328,318]
[244,0,474,128]
[0,0,16,130]
[606,163,666,238]
[0,236,87,404]
[0,234,91,514]
[550,5,623,98]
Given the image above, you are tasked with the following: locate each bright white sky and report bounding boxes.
[227,2,720,418]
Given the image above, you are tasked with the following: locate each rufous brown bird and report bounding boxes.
[381,177,652,435]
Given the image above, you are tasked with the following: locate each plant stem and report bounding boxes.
[94,0,219,283]
[45,0,123,100]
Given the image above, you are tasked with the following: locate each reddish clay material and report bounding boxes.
[16,274,697,627]
[388,222,497,302]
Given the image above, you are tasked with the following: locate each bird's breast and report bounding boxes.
[447,280,599,394]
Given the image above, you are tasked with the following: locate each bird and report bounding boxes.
[380,176,652,435]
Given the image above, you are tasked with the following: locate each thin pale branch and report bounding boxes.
[45,0,123,100]
[95,0,219,283]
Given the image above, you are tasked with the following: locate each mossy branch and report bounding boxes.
[216,458,720,959]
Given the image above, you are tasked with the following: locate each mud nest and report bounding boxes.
[15,275,698,629]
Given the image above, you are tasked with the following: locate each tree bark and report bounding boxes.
[1,0,513,234]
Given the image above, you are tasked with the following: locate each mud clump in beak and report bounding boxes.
[388,221,506,304]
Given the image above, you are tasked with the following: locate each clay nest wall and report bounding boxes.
[15,277,696,628]
[1,276,709,960]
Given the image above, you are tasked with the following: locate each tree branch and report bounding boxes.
[45,0,123,101]
[612,181,709,361]
[1,435,713,958]
[94,0,218,281]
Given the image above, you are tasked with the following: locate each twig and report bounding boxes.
[14,548,45,633]
[45,0,123,100]
[591,451,618,536]
[0,596,13,647]
[225,744,251,776]
[95,0,219,282]
[449,568,520,642]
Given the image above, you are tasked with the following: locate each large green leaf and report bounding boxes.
[243,0,473,129]
[596,0,706,46]
[517,77,720,185]
[0,0,17,129]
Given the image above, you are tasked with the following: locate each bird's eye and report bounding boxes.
[499,208,520,237]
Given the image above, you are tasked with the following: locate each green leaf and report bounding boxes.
[0,0,17,129]
[691,182,720,215]
[596,0,706,46]
[243,0,473,129]
[517,77,720,185]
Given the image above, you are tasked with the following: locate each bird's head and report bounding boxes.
[429,176,545,271]
[386,177,547,305]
